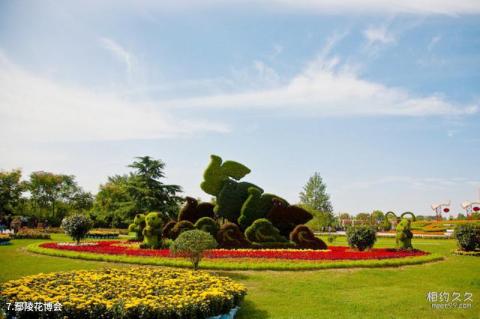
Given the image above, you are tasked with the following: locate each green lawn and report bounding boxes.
[1,235,479,319]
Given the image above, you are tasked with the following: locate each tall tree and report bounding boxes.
[0,169,25,215]
[299,172,333,213]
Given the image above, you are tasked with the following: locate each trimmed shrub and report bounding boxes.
[266,199,313,237]
[346,226,377,251]
[141,212,164,249]
[379,219,392,231]
[396,218,413,250]
[171,229,217,270]
[200,154,251,196]
[170,220,195,240]
[194,217,219,237]
[128,214,146,241]
[215,180,262,223]
[162,220,177,239]
[216,223,251,249]
[61,214,93,245]
[238,187,288,230]
[245,218,288,244]
[290,225,327,250]
[454,224,480,251]
[178,197,216,223]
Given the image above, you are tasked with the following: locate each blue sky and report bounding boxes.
[1,0,479,216]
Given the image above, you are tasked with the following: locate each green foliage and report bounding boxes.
[215,180,262,222]
[216,223,251,249]
[141,212,164,249]
[396,218,413,250]
[346,226,377,251]
[379,218,392,231]
[200,155,251,196]
[178,197,215,223]
[170,229,217,270]
[127,214,146,241]
[12,228,51,239]
[170,220,195,240]
[0,169,25,215]
[238,188,287,230]
[162,221,177,239]
[454,224,480,251]
[194,217,219,237]
[266,199,313,237]
[299,172,332,213]
[370,210,385,224]
[61,214,93,244]
[400,212,416,221]
[245,218,288,244]
[290,225,327,249]
[304,206,335,231]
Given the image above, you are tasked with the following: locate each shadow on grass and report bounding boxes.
[236,299,270,319]
[212,271,251,280]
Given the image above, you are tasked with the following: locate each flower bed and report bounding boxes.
[0,234,11,245]
[0,268,246,319]
[39,241,427,260]
[12,228,51,239]
[86,230,120,239]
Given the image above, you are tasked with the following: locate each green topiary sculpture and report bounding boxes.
[245,218,288,244]
[194,217,219,237]
[396,218,413,250]
[238,187,288,230]
[290,225,327,250]
[216,222,251,249]
[162,220,177,239]
[128,214,146,241]
[170,220,195,239]
[200,154,252,196]
[178,197,216,223]
[141,212,164,249]
[215,180,262,223]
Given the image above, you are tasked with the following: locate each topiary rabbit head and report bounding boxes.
[133,214,146,225]
[396,218,411,232]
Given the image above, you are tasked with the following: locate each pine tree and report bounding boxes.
[299,172,333,213]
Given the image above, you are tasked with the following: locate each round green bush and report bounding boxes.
[194,217,219,237]
[454,224,480,251]
[346,226,377,251]
[171,229,217,270]
[61,214,93,244]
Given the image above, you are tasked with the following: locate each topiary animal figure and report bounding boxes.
[162,220,177,239]
[194,217,219,237]
[128,214,146,241]
[178,197,198,223]
[215,179,262,223]
[290,225,327,250]
[200,154,252,196]
[266,199,313,237]
[245,218,288,244]
[396,218,413,250]
[178,197,216,223]
[141,212,164,249]
[170,220,195,239]
[216,222,251,249]
[238,187,288,230]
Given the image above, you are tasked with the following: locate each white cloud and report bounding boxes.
[363,26,396,45]
[156,55,477,117]
[342,176,480,191]
[98,37,138,83]
[0,52,228,143]
[428,35,442,51]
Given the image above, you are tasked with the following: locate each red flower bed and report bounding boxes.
[40,241,428,260]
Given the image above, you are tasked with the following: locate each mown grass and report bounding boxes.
[1,234,479,318]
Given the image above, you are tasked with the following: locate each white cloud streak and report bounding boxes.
[0,52,228,143]
[364,26,396,45]
[155,55,478,117]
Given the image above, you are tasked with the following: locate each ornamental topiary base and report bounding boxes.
[0,268,246,319]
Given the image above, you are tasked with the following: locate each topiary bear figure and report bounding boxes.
[216,222,251,249]
[200,154,252,196]
[215,179,262,223]
[194,217,219,237]
[178,197,215,223]
[290,225,328,250]
[128,214,146,241]
[162,220,177,239]
[396,218,413,250]
[245,218,288,244]
[266,199,313,237]
[170,220,195,240]
[141,212,164,249]
[238,187,288,230]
